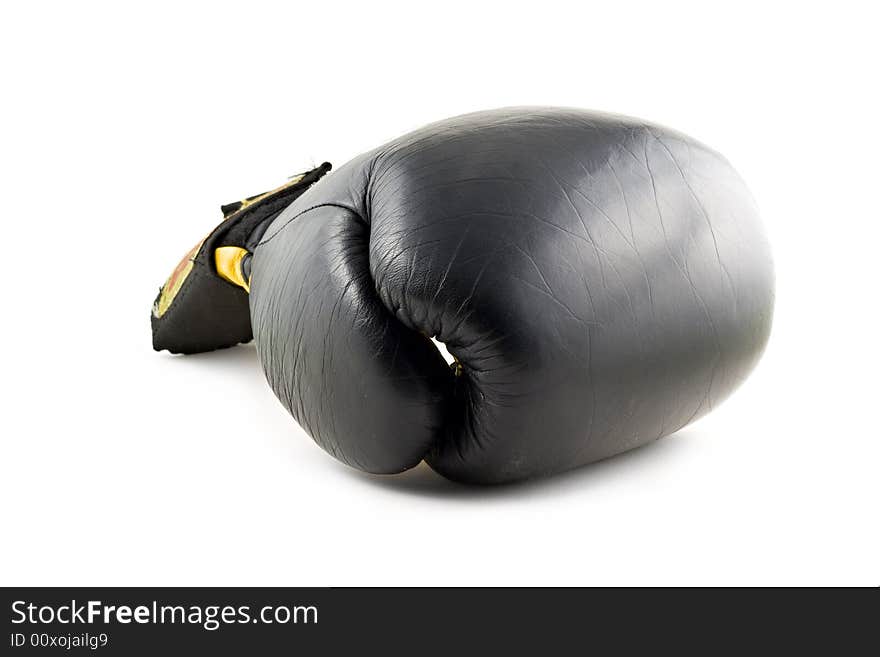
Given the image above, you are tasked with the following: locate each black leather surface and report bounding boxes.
[250,108,774,483]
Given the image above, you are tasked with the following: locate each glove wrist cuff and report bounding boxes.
[150,162,332,354]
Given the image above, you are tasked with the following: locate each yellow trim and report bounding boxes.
[215,246,251,293]
[226,174,305,219]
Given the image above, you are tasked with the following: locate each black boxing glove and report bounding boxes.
[151,107,774,484]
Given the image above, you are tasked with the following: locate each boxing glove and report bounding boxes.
[151,107,774,484]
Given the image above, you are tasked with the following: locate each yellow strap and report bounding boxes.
[214,246,251,293]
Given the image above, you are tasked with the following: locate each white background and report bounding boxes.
[1,1,877,586]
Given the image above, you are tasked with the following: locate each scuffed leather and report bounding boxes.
[250,108,774,483]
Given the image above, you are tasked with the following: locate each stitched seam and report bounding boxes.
[257,202,364,246]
